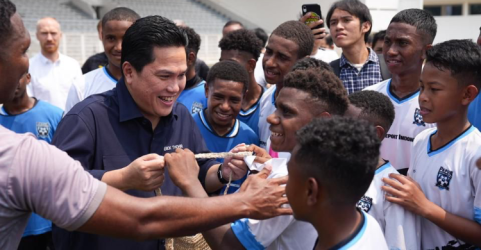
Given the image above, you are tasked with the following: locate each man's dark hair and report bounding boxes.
[426,39,481,89]
[254,27,268,48]
[325,35,334,47]
[179,26,201,55]
[0,0,17,53]
[291,57,333,73]
[223,20,244,29]
[219,29,263,60]
[372,30,386,49]
[101,7,140,29]
[390,9,437,44]
[121,15,187,73]
[348,90,395,132]
[326,0,373,43]
[271,20,314,59]
[283,68,348,115]
[295,117,380,204]
[206,61,249,94]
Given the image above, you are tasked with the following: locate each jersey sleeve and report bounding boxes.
[231,215,294,249]
[470,148,481,224]
[9,134,107,230]
[383,200,421,250]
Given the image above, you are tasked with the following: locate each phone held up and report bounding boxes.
[302,3,324,32]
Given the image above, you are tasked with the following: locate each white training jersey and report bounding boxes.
[254,53,267,88]
[408,126,481,249]
[357,162,420,250]
[364,79,436,171]
[258,85,276,150]
[64,67,117,114]
[231,159,317,250]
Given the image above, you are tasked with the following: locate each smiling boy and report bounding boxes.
[383,40,481,249]
[64,7,140,114]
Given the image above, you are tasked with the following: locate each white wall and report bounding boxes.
[433,15,481,43]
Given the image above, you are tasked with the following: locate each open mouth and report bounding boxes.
[215,111,231,120]
[271,132,284,137]
[158,96,175,105]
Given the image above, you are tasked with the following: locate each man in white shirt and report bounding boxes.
[28,17,82,111]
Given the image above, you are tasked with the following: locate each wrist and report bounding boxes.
[422,200,442,220]
[217,164,229,184]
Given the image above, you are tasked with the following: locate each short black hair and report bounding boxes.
[348,90,395,132]
[219,29,263,60]
[121,15,187,73]
[283,68,348,115]
[425,39,481,90]
[271,21,314,59]
[254,27,268,48]
[223,20,244,29]
[0,0,16,52]
[372,30,386,48]
[390,9,437,44]
[179,26,201,55]
[295,117,380,204]
[101,7,140,29]
[326,0,373,43]
[206,60,249,94]
[325,35,334,47]
[291,57,333,73]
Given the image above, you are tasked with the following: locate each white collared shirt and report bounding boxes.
[28,53,82,111]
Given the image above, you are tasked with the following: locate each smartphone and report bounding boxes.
[302,4,324,30]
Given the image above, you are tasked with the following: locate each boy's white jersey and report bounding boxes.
[408,126,481,249]
[364,79,436,171]
[357,162,420,250]
[258,85,276,149]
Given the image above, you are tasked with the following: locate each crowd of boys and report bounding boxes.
[1,0,481,249]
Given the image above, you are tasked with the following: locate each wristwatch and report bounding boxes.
[217,164,229,184]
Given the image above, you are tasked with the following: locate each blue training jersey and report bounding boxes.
[193,109,260,193]
[468,95,481,130]
[237,85,264,136]
[0,100,63,237]
[177,81,208,115]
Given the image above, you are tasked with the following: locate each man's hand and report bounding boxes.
[238,166,291,220]
[300,12,327,40]
[222,143,250,181]
[121,154,165,191]
[382,173,432,217]
[164,148,200,190]
[246,144,272,164]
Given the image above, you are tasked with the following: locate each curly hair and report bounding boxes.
[348,90,395,132]
[254,27,268,48]
[390,9,437,44]
[179,26,201,54]
[101,7,140,29]
[271,20,314,59]
[206,60,249,94]
[219,29,263,59]
[426,39,481,89]
[291,57,333,73]
[0,0,16,51]
[295,116,380,204]
[283,68,348,115]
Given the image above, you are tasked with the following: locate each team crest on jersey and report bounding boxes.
[435,166,453,190]
[412,108,426,126]
[356,196,373,213]
[191,102,203,114]
[36,122,50,138]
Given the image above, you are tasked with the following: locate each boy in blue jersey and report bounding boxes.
[177,26,208,115]
[0,72,63,249]
[289,117,388,249]
[193,60,259,193]
[383,40,481,249]
[347,90,420,250]
[219,29,264,135]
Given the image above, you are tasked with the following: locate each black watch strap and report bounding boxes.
[217,164,229,184]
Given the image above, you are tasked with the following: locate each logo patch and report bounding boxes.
[191,102,203,114]
[36,122,50,138]
[356,196,373,213]
[413,108,426,126]
[435,166,453,190]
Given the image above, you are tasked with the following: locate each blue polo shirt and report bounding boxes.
[237,85,264,136]
[51,78,217,250]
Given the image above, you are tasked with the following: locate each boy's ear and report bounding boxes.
[187,52,196,66]
[247,58,257,73]
[375,125,385,141]
[462,85,479,105]
[204,83,210,98]
[361,21,371,34]
[307,177,319,206]
[421,44,433,60]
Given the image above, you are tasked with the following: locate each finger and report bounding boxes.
[269,175,288,186]
[307,19,324,29]
[381,185,405,198]
[389,173,410,184]
[144,158,166,170]
[382,177,404,190]
[276,208,293,216]
[141,153,163,161]
[256,164,272,179]
[299,12,311,23]
[385,195,407,206]
[229,159,245,168]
